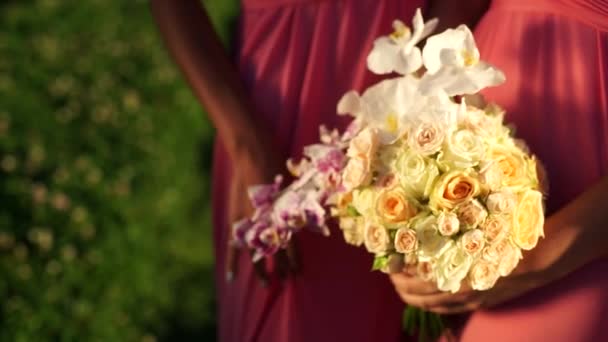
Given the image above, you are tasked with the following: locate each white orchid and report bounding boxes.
[367,8,438,75]
[420,25,505,96]
[338,76,420,144]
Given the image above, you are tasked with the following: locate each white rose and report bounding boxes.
[457,200,488,228]
[486,191,516,215]
[468,260,500,291]
[480,215,509,244]
[438,129,485,170]
[394,228,418,254]
[397,151,440,199]
[408,121,446,156]
[414,215,451,259]
[363,221,390,254]
[460,229,485,256]
[434,243,472,293]
[498,242,523,277]
[436,211,460,236]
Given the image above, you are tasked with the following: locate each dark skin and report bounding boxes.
[150,0,297,286]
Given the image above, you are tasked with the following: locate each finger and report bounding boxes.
[427,300,482,315]
[396,289,478,310]
[389,272,441,295]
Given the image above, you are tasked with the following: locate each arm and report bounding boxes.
[427,0,491,31]
[150,0,282,185]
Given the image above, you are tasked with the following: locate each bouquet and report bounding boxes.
[233,8,546,340]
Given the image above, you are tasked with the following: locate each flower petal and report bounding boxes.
[367,37,401,74]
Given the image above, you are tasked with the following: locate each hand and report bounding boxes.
[225,149,299,286]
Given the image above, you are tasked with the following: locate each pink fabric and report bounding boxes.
[459,1,608,341]
[211,1,425,341]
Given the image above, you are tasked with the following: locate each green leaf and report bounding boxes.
[371,256,389,271]
[346,205,360,217]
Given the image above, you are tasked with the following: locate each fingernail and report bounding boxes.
[225,271,234,283]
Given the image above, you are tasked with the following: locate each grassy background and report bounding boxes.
[0,0,238,340]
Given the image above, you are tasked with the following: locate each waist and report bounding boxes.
[490,0,608,31]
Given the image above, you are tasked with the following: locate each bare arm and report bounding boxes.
[150,0,282,184]
[427,0,491,31]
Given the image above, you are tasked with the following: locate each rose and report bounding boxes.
[486,191,516,215]
[460,105,507,139]
[429,171,481,211]
[479,160,503,191]
[363,221,390,254]
[408,121,446,156]
[436,211,460,236]
[397,151,440,199]
[339,216,365,246]
[417,261,435,281]
[414,214,451,259]
[498,241,523,277]
[512,190,545,250]
[460,228,485,255]
[485,145,533,191]
[434,243,472,293]
[468,260,500,291]
[394,228,418,253]
[342,157,371,190]
[481,215,509,243]
[375,187,418,225]
[456,199,488,228]
[347,127,379,160]
[438,129,485,170]
[351,188,377,217]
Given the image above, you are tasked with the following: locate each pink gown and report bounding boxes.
[461,0,608,341]
[211,0,425,341]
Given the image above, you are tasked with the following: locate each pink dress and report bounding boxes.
[211,0,425,341]
[461,0,608,341]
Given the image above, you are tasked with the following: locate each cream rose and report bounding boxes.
[394,228,418,254]
[435,243,472,293]
[437,211,460,236]
[457,200,488,228]
[397,151,440,199]
[498,242,523,277]
[429,171,481,211]
[414,215,451,259]
[347,127,379,159]
[408,121,446,156]
[485,145,533,191]
[460,229,485,255]
[342,157,371,190]
[481,215,509,243]
[486,191,516,215]
[479,160,503,191]
[482,237,508,265]
[363,222,390,254]
[438,129,485,170]
[375,187,418,225]
[351,188,377,217]
[339,216,365,246]
[512,190,545,250]
[468,260,500,291]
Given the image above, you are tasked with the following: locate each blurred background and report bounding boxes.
[0,0,237,340]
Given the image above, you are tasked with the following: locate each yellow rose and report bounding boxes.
[456,200,488,228]
[351,188,377,217]
[512,190,545,250]
[485,145,535,191]
[429,171,481,211]
[394,228,418,254]
[481,215,509,244]
[363,221,390,254]
[375,187,418,225]
[468,260,500,291]
[460,229,485,256]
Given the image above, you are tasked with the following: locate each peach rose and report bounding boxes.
[457,200,488,228]
[468,260,500,291]
[347,127,379,160]
[363,222,390,254]
[482,237,508,265]
[486,191,516,215]
[498,242,523,277]
[408,121,446,156]
[437,212,460,237]
[460,229,485,256]
[481,215,509,244]
[375,187,418,225]
[394,228,418,254]
[512,190,545,250]
[342,157,371,190]
[429,171,481,211]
